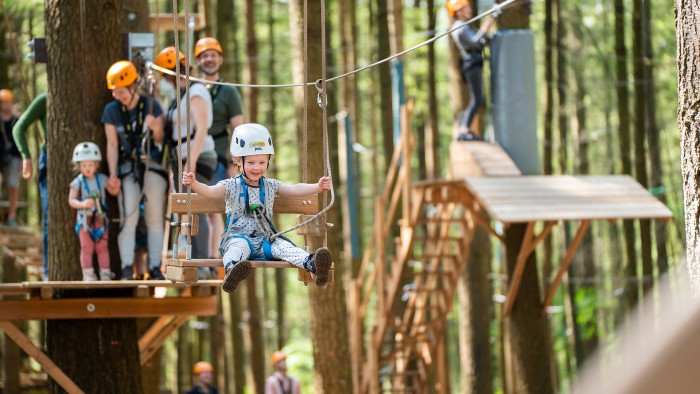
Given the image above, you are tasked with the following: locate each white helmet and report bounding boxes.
[72,142,102,163]
[230,123,275,157]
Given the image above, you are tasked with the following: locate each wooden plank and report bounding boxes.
[166,258,298,269]
[466,175,673,223]
[450,141,522,178]
[19,280,220,290]
[0,297,217,320]
[169,193,319,215]
[165,265,199,284]
[139,316,188,366]
[149,13,205,32]
[0,321,85,394]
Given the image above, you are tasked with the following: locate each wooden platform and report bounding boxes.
[450,141,522,178]
[466,175,673,223]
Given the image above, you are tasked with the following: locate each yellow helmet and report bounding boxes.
[0,89,14,102]
[445,0,469,16]
[270,351,287,366]
[106,60,139,89]
[195,37,223,57]
[193,361,213,375]
[155,46,187,73]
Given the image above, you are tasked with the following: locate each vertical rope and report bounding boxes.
[302,0,309,183]
[320,0,329,247]
[171,0,184,259]
[183,0,192,251]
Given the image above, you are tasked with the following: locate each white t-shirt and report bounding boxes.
[169,82,214,159]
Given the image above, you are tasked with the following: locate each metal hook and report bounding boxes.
[315,79,327,108]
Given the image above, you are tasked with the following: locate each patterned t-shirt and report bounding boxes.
[219,175,281,239]
[69,173,109,228]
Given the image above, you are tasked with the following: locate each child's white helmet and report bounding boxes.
[72,142,102,163]
[230,123,275,157]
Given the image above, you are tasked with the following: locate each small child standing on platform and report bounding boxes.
[68,142,120,281]
[182,123,333,293]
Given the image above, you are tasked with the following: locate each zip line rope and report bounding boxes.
[149,0,522,89]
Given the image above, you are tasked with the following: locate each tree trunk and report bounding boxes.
[243,0,258,123]
[458,226,493,393]
[45,2,142,393]
[556,0,568,175]
[498,3,554,393]
[632,0,653,296]
[425,0,439,179]
[121,0,149,33]
[242,276,265,393]
[216,0,236,81]
[289,0,354,392]
[613,0,639,311]
[376,0,394,172]
[643,1,668,276]
[677,0,700,296]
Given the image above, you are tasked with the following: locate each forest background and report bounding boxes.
[0,0,683,393]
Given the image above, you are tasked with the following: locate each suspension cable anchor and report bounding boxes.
[315,79,327,108]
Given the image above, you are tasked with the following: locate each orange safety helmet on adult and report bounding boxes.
[0,89,13,102]
[195,37,223,57]
[445,0,469,16]
[106,60,139,90]
[270,351,287,366]
[155,46,187,72]
[193,361,214,375]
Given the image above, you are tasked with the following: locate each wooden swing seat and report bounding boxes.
[164,192,334,286]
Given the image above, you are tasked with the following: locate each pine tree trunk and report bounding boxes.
[45,2,142,392]
[458,227,493,393]
[632,0,653,295]
[376,0,394,171]
[425,0,439,179]
[677,0,700,296]
[614,0,638,311]
[556,0,568,175]
[289,0,354,392]
[243,0,258,123]
[498,3,554,393]
[243,276,266,393]
[216,0,235,80]
[644,0,668,275]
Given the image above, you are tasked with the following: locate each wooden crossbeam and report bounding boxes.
[139,315,189,365]
[169,193,319,215]
[0,297,216,320]
[503,222,537,316]
[0,321,84,393]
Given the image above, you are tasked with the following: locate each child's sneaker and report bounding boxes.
[121,265,134,280]
[222,260,252,293]
[99,269,115,281]
[148,267,165,280]
[309,247,332,287]
[82,268,98,281]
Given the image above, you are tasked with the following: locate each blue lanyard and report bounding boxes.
[81,174,103,203]
[238,174,266,213]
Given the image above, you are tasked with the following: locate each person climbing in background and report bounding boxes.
[181,123,333,293]
[68,142,120,281]
[102,60,167,280]
[0,89,21,227]
[186,361,218,394]
[155,46,217,268]
[265,351,301,394]
[12,92,48,278]
[446,0,499,141]
[195,37,244,277]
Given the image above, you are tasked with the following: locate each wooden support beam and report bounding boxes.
[0,296,216,320]
[139,316,188,365]
[169,193,319,215]
[541,220,591,315]
[0,321,85,393]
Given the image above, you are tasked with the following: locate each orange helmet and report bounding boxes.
[0,89,14,102]
[106,60,139,89]
[445,0,469,16]
[195,37,223,57]
[270,351,287,366]
[155,46,187,73]
[193,361,213,375]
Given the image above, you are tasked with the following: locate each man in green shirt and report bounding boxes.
[12,92,48,278]
[195,37,244,264]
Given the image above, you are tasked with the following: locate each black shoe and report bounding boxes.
[309,248,333,287]
[121,265,134,280]
[149,268,165,280]
[222,260,252,293]
[457,131,483,141]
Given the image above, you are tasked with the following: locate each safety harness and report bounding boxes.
[75,174,108,242]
